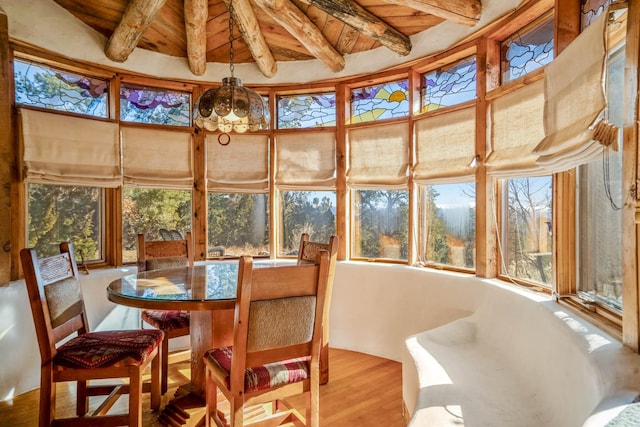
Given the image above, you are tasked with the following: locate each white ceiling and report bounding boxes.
[0,0,522,85]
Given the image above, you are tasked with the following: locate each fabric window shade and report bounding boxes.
[414,106,476,183]
[122,127,193,189]
[275,132,336,190]
[533,8,617,172]
[207,134,269,193]
[19,108,121,187]
[347,122,409,188]
[485,79,546,177]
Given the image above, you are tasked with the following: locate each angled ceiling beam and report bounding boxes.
[385,0,482,27]
[184,0,208,76]
[223,0,277,78]
[105,0,168,63]
[253,0,345,72]
[298,0,411,56]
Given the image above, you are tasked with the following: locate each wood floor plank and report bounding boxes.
[0,348,405,426]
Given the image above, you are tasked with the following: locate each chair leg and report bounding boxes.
[76,380,88,416]
[151,346,162,411]
[310,367,320,427]
[39,365,54,427]
[231,395,244,427]
[161,334,169,394]
[129,366,143,427]
[205,367,220,427]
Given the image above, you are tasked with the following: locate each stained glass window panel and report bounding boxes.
[350,79,409,123]
[120,84,191,126]
[14,59,108,118]
[277,93,336,129]
[581,0,612,29]
[421,56,476,112]
[501,16,554,83]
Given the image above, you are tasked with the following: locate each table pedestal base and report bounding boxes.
[158,385,206,427]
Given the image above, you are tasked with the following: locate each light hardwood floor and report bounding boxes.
[0,348,406,426]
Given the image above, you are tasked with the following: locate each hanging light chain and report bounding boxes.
[228,0,235,77]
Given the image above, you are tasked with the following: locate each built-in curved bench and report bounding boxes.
[328,262,640,427]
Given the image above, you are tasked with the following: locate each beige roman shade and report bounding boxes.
[275,132,336,190]
[414,106,476,183]
[20,108,121,187]
[533,8,618,172]
[122,127,193,189]
[347,122,409,188]
[485,79,546,177]
[207,134,269,193]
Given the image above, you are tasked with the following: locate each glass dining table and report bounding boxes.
[107,262,241,425]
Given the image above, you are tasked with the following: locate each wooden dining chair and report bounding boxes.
[203,249,336,427]
[137,231,193,394]
[297,233,338,384]
[297,233,338,265]
[20,242,163,427]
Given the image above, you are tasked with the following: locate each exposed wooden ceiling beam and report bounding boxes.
[385,0,482,27]
[105,0,167,63]
[223,0,277,78]
[298,0,411,56]
[253,0,345,72]
[184,0,208,76]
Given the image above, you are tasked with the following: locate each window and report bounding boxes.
[581,0,613,29]
[279,191,336,256]
[350,79,409,123]
[500,176,553,286]
[16,60,109,263]
[14,59,109,118]
[421,55,476,112]
[419,183,476,269]
[122,188,192,263]
[208,193,269,257]
[352,189,408,260]
[501,15,554,83]
[277,92,336,128]
[27,184,103,262]
[120,83,191,126]
[577,43,625,311]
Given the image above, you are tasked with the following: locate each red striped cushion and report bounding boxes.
[204,346,309,393]
[142,309,190,331]
[54,330,164,369]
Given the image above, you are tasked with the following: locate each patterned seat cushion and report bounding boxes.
[204,346,310,393]
[142,309,190,331]
[54,329,164,369]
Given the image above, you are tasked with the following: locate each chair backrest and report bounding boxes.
[20,242,88,363]
[229,250,335,390]
[137,231,194,272]
[297,233,338,265]
[159,228,173,240]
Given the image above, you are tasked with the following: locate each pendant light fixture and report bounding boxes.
[193,0,269,141]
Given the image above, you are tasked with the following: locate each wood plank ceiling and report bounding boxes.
[52,0,482,78]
